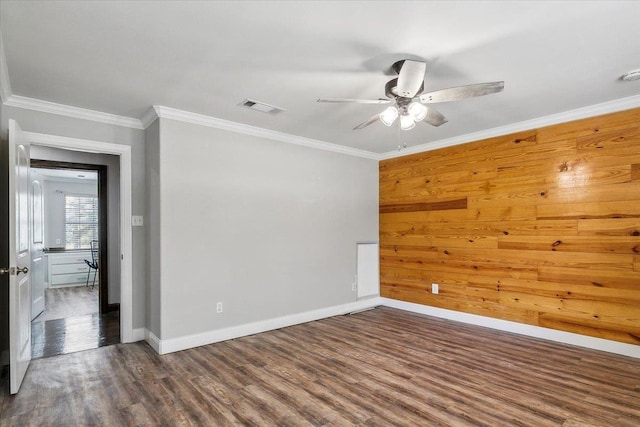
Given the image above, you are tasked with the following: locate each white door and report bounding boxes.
[30,176,45,319]
[8,119,32,394]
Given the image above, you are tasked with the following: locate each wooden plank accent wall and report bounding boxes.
[379,107,640,345]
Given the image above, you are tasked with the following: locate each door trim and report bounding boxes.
[22,131,134,343]
[30,159,112,314]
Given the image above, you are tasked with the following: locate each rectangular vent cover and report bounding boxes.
[239,99,285,115]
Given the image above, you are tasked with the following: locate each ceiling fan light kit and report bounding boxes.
[400,113,416,131]
[379,106,399,126]
[318,58,504,133]
[408,102,428,122]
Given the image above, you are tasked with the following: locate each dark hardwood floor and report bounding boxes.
[31,286,120,359]
[31,311,120,359]
[34,286,99,322]
[2,307,640,426]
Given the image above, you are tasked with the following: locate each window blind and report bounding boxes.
[64,194,98,249]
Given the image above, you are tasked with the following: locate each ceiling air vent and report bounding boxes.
[239,99,285,115]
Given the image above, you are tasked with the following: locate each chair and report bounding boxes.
[84,240,99,289]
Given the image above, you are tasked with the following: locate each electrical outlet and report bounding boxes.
[56,239,61,245]
[216,302,223,313]
[352,282,357,292]
[432,283,439,294]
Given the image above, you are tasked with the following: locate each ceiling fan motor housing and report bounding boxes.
[391,60,405,75]
[385,78,424,99]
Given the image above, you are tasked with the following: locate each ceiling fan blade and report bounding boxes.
[353,113,381,130]
[396,60,427,98]
[422,106,448,127]
[419,81,504,103]
[317,98,391,104]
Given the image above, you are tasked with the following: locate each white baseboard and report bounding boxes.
[380,298,640,359]
[131,328,145,342]
[145,329,161,354]
[152,297,383,355]
[139,296,638,359]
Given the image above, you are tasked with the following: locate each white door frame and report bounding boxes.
[23,131,134,343]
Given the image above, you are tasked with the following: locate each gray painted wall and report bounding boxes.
[145,119,161,337]
[0,104,146,328]
[155,118,378,340]
[2,104,379,344]
[31,145,120,303]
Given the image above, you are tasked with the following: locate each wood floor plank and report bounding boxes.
[34,285,98,322]
[2,307,640,426]
[312,318,565,425]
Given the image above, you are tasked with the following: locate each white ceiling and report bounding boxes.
[2,1,640,154]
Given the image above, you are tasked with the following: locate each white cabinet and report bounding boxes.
[47,251,96,287]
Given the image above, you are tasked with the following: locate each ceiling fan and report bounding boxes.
[317,59,504,131]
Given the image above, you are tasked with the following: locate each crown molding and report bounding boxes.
[380,94,640,160]
[140,106,159,128]
[0,33,12,103]
[4,95,144,129]
[151,105,380,160]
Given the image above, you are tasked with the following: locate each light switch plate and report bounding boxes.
[132,215,144,226]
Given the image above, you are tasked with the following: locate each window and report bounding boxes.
[64,194,98,249]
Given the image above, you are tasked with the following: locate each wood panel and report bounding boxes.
[497,235,640,254]
[379,197,467,214]
[3,308,640,425]
[380,219,579,236]
[632,163,640,181]
[380,107,640,345]
[536,108,640,142]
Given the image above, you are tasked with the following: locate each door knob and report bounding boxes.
[0,266,28,275]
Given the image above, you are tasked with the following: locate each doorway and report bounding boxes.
[24,130,134,345]
[2,125,134,393]
[29,159,119,358]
